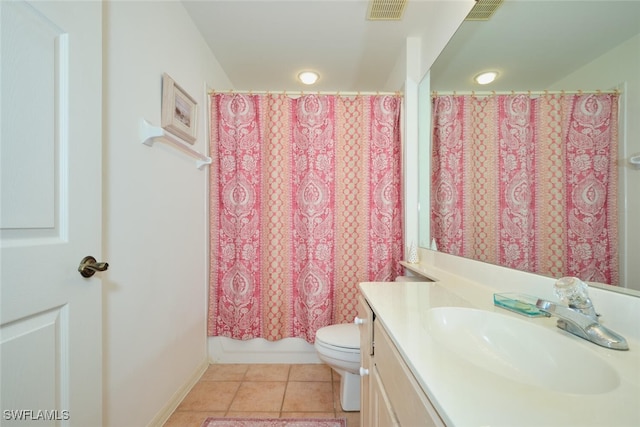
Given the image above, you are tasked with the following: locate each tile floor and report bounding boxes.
[163,364,360,427]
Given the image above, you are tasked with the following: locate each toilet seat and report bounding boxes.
[314,338,360,357]
[315,323,359,350]
[314,323,362,411]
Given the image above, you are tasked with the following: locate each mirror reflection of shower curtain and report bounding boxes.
[209,93,404,342]
[431,93,619,285]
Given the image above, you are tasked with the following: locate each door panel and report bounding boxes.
[1,307,69,424]
[0,1,59,231]
[1,1,103,426]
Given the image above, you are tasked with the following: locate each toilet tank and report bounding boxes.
[395,275,431,282]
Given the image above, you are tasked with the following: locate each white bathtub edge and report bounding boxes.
[208,336,322,364]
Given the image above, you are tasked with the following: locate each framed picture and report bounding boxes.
[161,73,197,144]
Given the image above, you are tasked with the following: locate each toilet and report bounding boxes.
[314,322,361,411]
[314,276,426,411]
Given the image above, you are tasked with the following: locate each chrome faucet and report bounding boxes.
[535,277,629,351]
[553,276,598,320]
[535,299,628,350]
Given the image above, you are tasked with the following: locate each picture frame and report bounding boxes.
[161,73,197,144]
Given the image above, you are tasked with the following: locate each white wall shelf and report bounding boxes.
[139,119,211,169]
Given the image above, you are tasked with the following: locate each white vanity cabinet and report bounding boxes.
[358,294,445,427]
[359,280,640,427]
[356,295,373,427]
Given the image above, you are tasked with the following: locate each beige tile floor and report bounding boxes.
[164,364,360,427]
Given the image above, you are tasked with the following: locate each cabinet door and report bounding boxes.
[371,365,400,427]
[357,295,373,427]
[374,322,446,427]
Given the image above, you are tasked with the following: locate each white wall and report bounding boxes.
[102,2,232,426]
[551,34,640,290]
[403,37,421,257]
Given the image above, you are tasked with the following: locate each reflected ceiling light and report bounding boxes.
[298,71,319,85]
[475,71,498,85]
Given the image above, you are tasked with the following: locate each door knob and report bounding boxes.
[78,256,109,278]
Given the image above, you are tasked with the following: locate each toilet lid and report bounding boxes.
[315,323,359,349]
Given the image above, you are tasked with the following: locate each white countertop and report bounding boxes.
[359,279,640,427]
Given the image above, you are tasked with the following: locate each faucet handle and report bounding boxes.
[554,276,590,303]
[554,277,598,319]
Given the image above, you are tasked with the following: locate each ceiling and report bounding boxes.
[182,0,473,92]
[182,0,640,93]
[431,0,640,91]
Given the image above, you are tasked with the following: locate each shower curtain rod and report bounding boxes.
[209,89,403,97]
[431,89,620,96]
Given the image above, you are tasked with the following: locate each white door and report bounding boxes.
[1,1,103,426]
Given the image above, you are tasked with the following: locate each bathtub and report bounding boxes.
[208,336,321,364]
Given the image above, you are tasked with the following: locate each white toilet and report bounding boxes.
[314,323,361,411]
[314,276,426,411]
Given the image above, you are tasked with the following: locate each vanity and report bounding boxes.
[356,253,640,427]
[358,294,445,427]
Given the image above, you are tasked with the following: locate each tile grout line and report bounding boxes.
[279,364,292,417]
[222,364,249,417]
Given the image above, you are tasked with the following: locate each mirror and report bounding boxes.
[420,0,640,292]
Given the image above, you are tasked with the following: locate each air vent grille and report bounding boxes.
[465,0,504,21]
[367,0,407,21]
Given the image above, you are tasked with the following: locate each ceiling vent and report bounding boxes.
[367,0,407,21]
[465,0,504,21]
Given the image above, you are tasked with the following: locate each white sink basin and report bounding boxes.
[426,307,620,394]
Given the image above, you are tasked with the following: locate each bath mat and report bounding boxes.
[201,418,346,427]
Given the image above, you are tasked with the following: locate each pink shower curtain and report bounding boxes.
[431,93,619,285]
[209,93,403,342]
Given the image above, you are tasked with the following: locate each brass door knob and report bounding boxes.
[78,256,109,278]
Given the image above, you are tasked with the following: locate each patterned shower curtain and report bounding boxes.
[431,93,619,285]
[208,93,403,342]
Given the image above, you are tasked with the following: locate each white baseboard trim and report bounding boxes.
[208,336,322,364]
[147,359,209,427]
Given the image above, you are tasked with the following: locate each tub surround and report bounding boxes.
[359,250,640,426]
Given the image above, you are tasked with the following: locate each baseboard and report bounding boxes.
[147,359,209,427]
[208,336,322,364]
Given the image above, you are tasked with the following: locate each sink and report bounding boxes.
[426,307,620,394]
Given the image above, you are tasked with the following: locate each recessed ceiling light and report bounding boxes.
[475,71,498,85]
[298,71,319,85]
